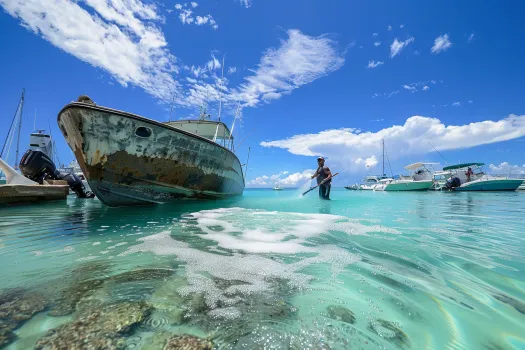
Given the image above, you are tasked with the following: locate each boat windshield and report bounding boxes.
[165,120,235,150]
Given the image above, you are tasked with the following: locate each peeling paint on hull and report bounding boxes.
[57,103,245,207]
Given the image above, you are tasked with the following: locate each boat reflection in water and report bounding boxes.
[58,96,245,207]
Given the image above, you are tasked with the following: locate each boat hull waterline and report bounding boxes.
[58,103,245,206]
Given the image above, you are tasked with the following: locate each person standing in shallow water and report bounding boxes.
[311,157,332,200]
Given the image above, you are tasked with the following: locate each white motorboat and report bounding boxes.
[360,175,392,190]
[430,171,451,190]
[442,163,524,191]
[378,162,436,191]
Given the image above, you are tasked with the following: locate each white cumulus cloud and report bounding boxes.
[374,41,381,47]
[260,114,525,171]
[403,85,416,93]
[367,60,384,68]
[174,3,217,29]
[489,162,525,174]
[431,34,452,54]
[355,155,378,169]
[231,29,345,107]
[0,0,180,103]
[247,169,315,187]
[390,37,415,58]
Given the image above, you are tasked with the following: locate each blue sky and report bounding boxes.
[1,0,524,187]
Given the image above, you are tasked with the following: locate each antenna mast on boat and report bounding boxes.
[33,108,37,131]
[217,55,225,122]
[382,139,385,176]
[428,141,448,164]
[14,89,25,170]
[227,102,241,151]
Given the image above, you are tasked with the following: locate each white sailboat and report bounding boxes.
[359,139,393,190]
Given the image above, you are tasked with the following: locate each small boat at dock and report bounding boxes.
[58,96,245,206]
[0,157,69,204]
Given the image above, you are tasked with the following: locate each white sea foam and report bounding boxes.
[187,208,399,254]
[117,208,398,318]
[121,223,361,315]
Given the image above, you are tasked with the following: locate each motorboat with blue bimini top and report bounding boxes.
[442,163,524,191]
[57,96,245,207]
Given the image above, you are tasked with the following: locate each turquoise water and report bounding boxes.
[1,188,525,349]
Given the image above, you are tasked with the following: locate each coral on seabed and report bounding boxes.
[326,305,356,324]
[164,334,213,350]
[35,301,151,350]
[0,288,48,347]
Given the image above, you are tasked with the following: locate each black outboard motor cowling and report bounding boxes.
[19,150,94,198]
[19,149,60,183]
[445,176,462,190]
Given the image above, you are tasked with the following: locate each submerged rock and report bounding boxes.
[150,277,188,326]
[0,291,47,322]
[326,305,356,324]
[71,261,111,282]
[0,320,16,347]
[0,288,48,347]
[493,293,525,315]
[107,268,174,284]
[164,335,213,350]
[36,301,151,350]
[97,301,151,333]
[368,319,410,348]
[139,331,172,350]
[49,279,104,316]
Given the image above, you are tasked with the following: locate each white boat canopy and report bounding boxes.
[165,120,233,140]
[404,162,439,171]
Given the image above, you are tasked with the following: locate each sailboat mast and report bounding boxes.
[14,89,25,169]
[382,139,385,176]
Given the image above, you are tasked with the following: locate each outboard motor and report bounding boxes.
[19,149,59,183]
[19,150,94,198]
[60,172,94,198]
[445,176,461,190]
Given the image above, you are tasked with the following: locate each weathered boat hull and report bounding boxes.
[455,179,523,191]
[57,103,245,207]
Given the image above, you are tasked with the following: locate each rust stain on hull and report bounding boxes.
[58,103,245,207]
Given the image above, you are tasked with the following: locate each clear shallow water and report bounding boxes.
[1,188,525,349]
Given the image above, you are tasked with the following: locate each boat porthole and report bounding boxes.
[135,126,152,138]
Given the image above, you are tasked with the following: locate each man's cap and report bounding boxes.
[317,156,324,161]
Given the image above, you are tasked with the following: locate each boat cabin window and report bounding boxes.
[135,126,152,138]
